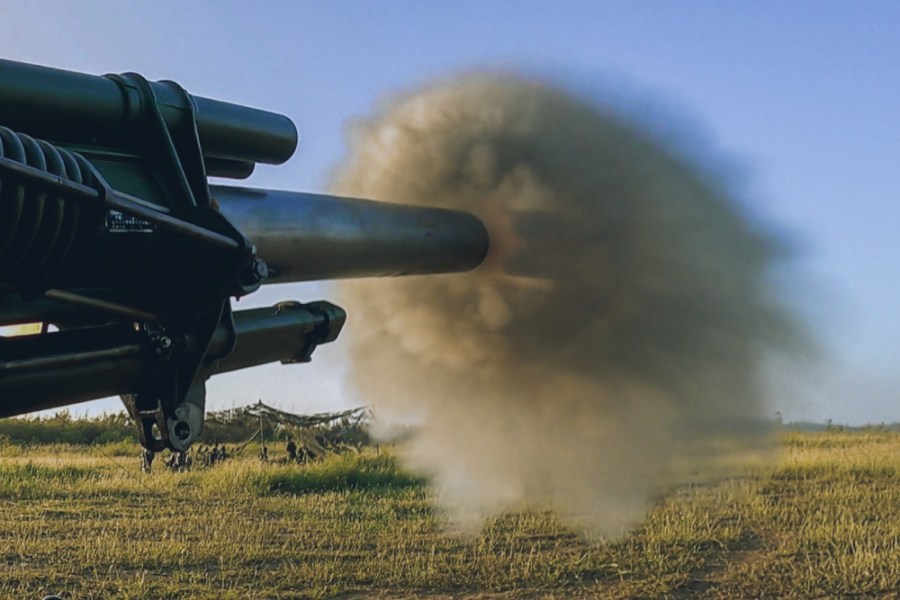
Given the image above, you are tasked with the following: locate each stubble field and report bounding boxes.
[0,430,899,599]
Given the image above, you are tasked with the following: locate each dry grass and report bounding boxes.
[0,430,899,599]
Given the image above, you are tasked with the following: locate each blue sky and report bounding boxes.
[2,2,898,423]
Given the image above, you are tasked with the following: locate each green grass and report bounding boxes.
[259,454,424,495]
[0,432,898,598]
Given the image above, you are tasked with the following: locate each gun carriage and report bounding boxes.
[0,59,489,451]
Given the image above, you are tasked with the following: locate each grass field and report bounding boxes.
[0,430,899,599]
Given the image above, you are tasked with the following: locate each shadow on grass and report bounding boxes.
[261,454,425,495]
[0,462,97,497]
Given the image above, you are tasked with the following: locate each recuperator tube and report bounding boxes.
[0,58,297,167]
[0,302,345,417]
[213,185,490,283]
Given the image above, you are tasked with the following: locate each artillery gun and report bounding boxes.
[0,59,489,452]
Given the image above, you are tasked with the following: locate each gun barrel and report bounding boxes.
[213,185,489,283]
[0,58,297,166]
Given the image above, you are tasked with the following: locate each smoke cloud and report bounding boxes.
[331,74,800,536]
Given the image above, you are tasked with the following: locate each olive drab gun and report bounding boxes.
[0,59,489,452]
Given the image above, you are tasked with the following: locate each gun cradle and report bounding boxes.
[0,59,488,451]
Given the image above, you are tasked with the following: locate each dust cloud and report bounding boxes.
[331,73,801,536]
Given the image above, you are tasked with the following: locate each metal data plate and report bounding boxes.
[105,210,155,233]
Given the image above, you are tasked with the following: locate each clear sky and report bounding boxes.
[1,1,898,424]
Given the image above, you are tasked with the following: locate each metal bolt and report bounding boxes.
[252,258,269,280]
[173,421,191,441]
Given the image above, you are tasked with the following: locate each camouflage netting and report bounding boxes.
[202,402,372,451]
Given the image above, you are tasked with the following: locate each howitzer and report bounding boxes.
[0,59,489,451]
